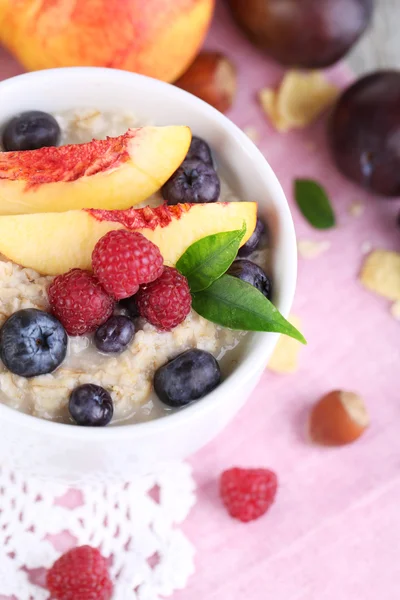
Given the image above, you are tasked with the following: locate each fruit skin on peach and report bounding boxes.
[0,126,191,215]
[0,202,257,275]
[0,0,215,83]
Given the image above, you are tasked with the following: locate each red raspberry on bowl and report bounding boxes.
[92,230,164,300]
[46,545,113,600]
[48,268,114,336]
[220,467,278,522]
[137,266,191,331]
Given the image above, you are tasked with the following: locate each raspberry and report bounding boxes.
[92,230,164,300]
[220,467,278,522]
[48,269,114,336]
[137,266,191,331]
[46,545,112,600]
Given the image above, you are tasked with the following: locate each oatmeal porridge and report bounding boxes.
[0,108,271,425]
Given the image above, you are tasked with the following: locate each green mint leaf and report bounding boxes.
[192,274,306,344]
[176,222,247,293]
[294,179,336,229]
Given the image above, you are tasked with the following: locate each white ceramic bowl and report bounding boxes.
[0,67,297,483]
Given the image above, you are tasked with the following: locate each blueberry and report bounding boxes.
[0,308,67,377]
[118,295,140,319]
[69,384,113,426]
[238,218,265,257]
[154,349,221,407]
[186,136,213,166]
[2,110,61,151]
[227,259,272,299]
[94,315,135,353]
[162,159,220,204]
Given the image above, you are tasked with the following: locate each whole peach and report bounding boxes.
[0,0,215,82]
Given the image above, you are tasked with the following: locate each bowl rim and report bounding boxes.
[0,66,297,440]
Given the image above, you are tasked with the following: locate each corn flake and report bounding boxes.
[258,88,289,132]
[268,315,303,374]
[391,300,400,321]
[360,250,400,301]
[348,201,365,217]
[298,239,331,259]
[259,71,339,132]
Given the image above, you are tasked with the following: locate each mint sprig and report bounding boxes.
[192,275,306,343]
[294,179,336,230]
[176,226,305,343]
[176,222,246,293]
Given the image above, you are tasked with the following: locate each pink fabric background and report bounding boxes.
[0,2,399,598]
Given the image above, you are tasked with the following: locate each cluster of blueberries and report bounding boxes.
[0,303,136,425]
[0,299,224,427]
[163,135,272,299]
[0,114,272,428]
[161,135,220,204]
[0,301,220,427]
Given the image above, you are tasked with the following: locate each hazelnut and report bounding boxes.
[175,51,237,113]
[309,390,369,446]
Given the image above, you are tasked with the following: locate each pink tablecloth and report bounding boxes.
[0,2,399,599]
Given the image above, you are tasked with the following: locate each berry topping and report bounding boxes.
[94,315,135,353]
[185,136,213,166]
[48,268,114,336]
[92,230,164,300]
[69,384,113,426]
[154,349,221,407]
[220,467,278,522]
[46,545,113,600]
[227,259,272,299]
[2,110,61,152]
[136,266,191,331]
[238,217,265,257]
[118,294,140,319]
[0,308,67,378]
[162,159,220,205]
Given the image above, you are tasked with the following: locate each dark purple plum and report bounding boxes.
[186,136,213,166]
[162,159,220,204]
[2,110,61,151]
[238,218,265,257]
[329,71,400,197]
[227,259,272,299]
[227,0,373,68]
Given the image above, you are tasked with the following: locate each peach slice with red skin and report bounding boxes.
[0,126,191,215]
[0,202,257,276]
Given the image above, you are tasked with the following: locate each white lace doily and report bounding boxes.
[0,462,196,599]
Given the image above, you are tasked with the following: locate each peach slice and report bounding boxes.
[0,126,191,215]
[0,202,257,276]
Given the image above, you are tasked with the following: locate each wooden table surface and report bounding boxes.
[348,0,400,73]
